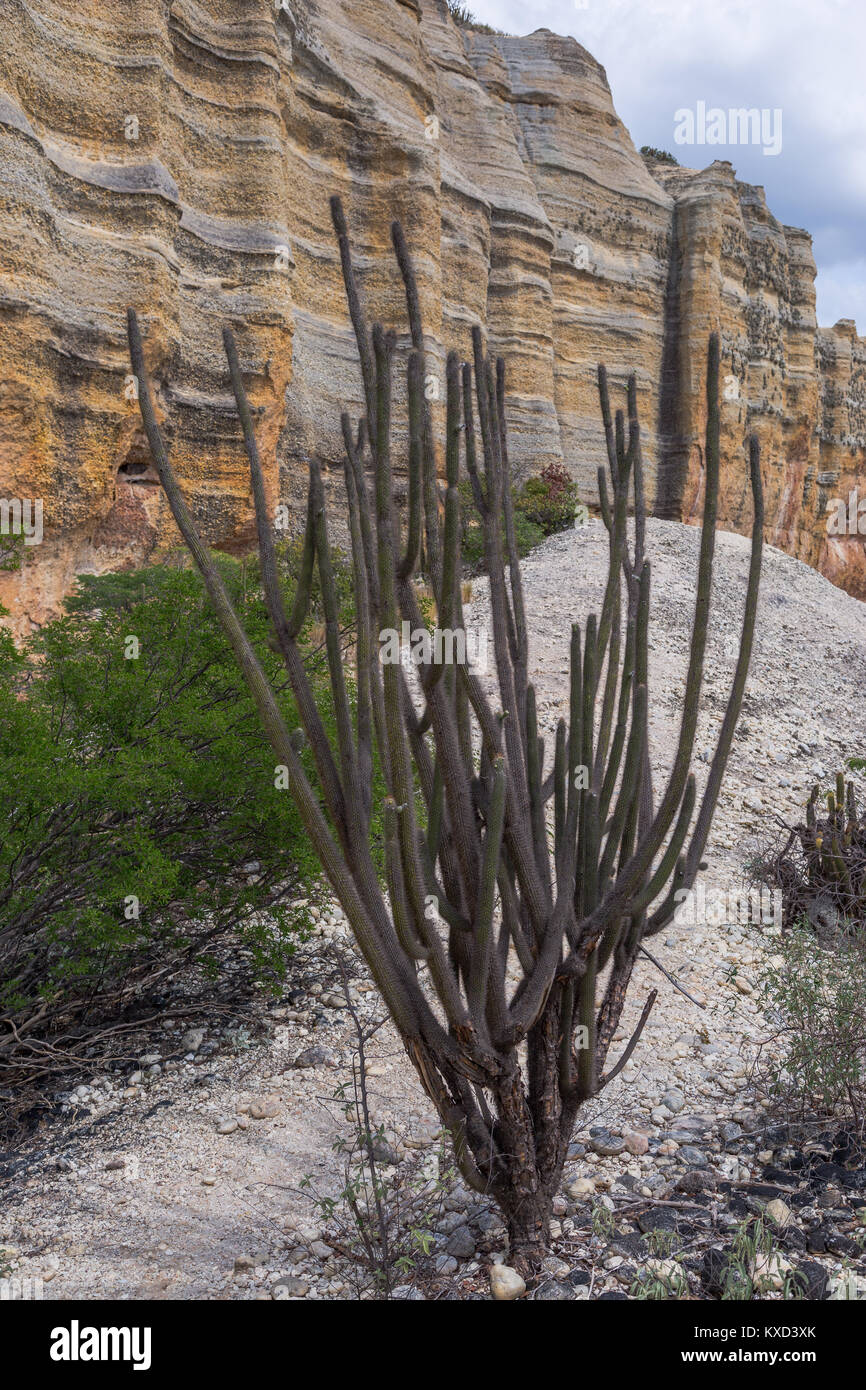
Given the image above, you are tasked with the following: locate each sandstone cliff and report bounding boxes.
[1,0,864,634]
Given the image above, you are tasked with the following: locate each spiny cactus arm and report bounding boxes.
[553,718,567,876]
[627,378,655,839]
[461,362,488,515]
[595,419,633,675]
[597,683,648,890]
[391,219,442,593]
[597,988,658,1090]
[597,363,620,492]
[330,197,378,452]
[468,756,507,1025]
[470,342,525,768]
[446,563,548,942]
[127,308,434,1043]
[598,590,638,825]
[440,352,463,627]
[661,432,764,910]
[627,375,647,576]
[574,780,602,1094]
[477,346,521,688]
[629,772,697,917]
[496,357,529,678]
[575,613,598,909]
[309,459,366,832]
[498,859,535,975]
[525,685,552,895]
[397,578,482,908]
[593,583,621,790]
[383,798,430,961]
[421,354,463,696]
[223,329,348,804]
[342,414,381,617]
[401,691,469,930]
[398,351,424,582]
[340,417,375,824]
[556,624,583,897]
[598,468,613,532]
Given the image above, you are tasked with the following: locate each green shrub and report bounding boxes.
[458,478,544,574]
[640,146,679,166]
[445,2,502,33]
[756,922,866,1129]
[0,547,372,1096]
[515,462,580,536]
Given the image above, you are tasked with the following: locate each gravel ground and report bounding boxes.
[2,518,866,1301]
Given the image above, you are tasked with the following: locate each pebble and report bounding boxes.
[766,1198,793,1229]
[489,1264,526,1300]
[273,1276,310,1299]
[445,1226,476,1259]
[678,1146,709,1168]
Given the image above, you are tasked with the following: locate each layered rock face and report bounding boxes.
[1,0,864,634]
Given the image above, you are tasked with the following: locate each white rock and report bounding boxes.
[489,1264,525,1301]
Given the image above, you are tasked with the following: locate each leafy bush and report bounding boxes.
[515,462,580,536]
[640,146,679,166]
[458,478,544,574]
[445,2,502,33]
[0,547,368,1098]
[756,922,866,1131]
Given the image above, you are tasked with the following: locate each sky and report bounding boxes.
[461,0,866,330]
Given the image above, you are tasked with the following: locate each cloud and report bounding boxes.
[462,0,866,330]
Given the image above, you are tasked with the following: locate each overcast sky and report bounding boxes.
[463,0,865,330]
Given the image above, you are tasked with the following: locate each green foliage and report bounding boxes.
[756,921,866,1128]
[515,462,580,536]
[640,146,679,165]
[0,550,369,1087]
[459,477,544,574]
[445,2,502,33]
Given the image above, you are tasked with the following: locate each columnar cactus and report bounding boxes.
[127,199,764,1269]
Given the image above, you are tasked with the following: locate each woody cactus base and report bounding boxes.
[127,197,764,1270]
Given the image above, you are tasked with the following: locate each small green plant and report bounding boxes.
[645,1226,677,1258]
[515,462,580,536]
[640,146,679,166]
[445,1,502,33]
[709,1216,807,1300]
[632,1257,688,1300]
[590,1202,616,1240]
[459,477,543,573]
[755,921,866,1130]
[300,952,453,1297]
